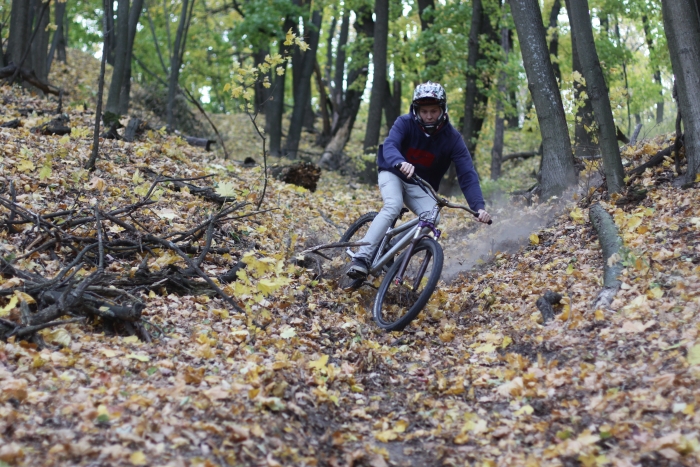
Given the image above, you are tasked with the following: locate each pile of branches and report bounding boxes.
[0,176,255,346]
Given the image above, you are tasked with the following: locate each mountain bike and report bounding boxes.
[337,175,491,331]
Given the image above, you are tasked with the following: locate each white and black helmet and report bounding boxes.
[412,81,448,133]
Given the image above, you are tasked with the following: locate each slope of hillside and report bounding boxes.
[1,80,699,467]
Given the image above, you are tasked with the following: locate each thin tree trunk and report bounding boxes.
[332,11,349,107]
[106,0,131,117]
[417,0,439,69]
[325,15,337,87]
[548,0,562,85]
[47,0,67,72]
[268,16,295,157]
[642,14,664,124]
[567,0,598,160]
[86,0,110,172]
[30,0,50,82]
[510,0,576,198]
[105,0,116,65]
[568,0,624,193]
[383,79,401,131]
[663,0,700,183]
[167,0,191,129]
[253,46,271,115]
[285,9,322,158]
[118,0,145,115]
[362,0,388,154]
[491,13,510,181]
[314,58,332,142]
[614,17,631,135]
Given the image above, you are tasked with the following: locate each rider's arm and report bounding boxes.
[381,117,410,169]
[451,137,486,213]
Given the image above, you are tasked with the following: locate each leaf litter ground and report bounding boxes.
[1,84,700,467]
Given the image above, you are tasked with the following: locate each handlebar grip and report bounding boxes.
[473,212,493,225]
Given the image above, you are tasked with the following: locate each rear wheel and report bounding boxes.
[372,238,443,331]
[337,212,377,291]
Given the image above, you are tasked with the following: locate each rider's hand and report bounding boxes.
[477,209,491,224]
[398,162,415,179]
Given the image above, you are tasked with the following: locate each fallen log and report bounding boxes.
[1,119,21,129]
[627,140,682,176]
[589,203,623,309]
[31,115,71,136]
[185,136,217,151]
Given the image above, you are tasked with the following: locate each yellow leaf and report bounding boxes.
[123,335,139,344]
[688,344,700,366]
[129,451,148,466]
[648,286,663,299]
[529,234,539,245]
[594,309,605,321]
[454,433,469,444]
[280,327,296,339]
[570,207,585,224]
[501,336,513,349]
[284,28,295,46]
[474,343,496,353]
[39,163,52,180]
[17,159,35,172]
[132,169,144,184]
[393,420,409,433]
[566,263,574,275]
[216,181,237,198]
[127,354,150,362]
[375,430,398,442]
[45,328,71,347]
[626,216,642,232]
[309,355,329,372]
[13,291,35,304]
[257,277,291,295]
[0,296,18,316]
[514,404,534,416]
[695,173,700,183]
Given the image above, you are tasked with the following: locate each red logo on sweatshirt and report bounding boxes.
[406,148,435,167]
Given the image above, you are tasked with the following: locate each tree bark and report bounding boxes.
[30,0,50,83]
[7,0,31,67]
[362,0,388,155]
[285,9,323,158]
[417,0,439,69]
[641,16,663,123]
[105,0,116,65]
[254,46,272,116]
[663,0,700,183]
[565,0,597,160]
[568,0,624,193]
[47,0,67,72]
[166,0,191,130]
[106,0,131,117]
[118,0,145,115]
[491,13,510,181]
[510,0,576,198]
[267,16,296,157]
[383,79,402,131]
[548,0,562,85]
[332,11,349,107]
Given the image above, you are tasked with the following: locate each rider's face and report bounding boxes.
[418,105,441,124]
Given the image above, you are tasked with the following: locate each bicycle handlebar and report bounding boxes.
[408,173,493,225]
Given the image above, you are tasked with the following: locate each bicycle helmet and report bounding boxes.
[412,81,448,134]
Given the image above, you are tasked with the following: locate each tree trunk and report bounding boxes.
[548,0,562,85]
[47,0,67,72]
[319,8,372,170]
[417,0,439,69]
[105,0,116,65]
[564,0,597,160]
[268,16,296,157]
[325,15,337,87]
[642,14,664,124]
[383,79,401,131]
[360,0,388,183]
[105,0,131,117]
[7,0,31,67]
[254,46,272,115]
[362,0,388,154]
[332,11,349,107]
[569,0,624,193]
[491,15,510,181]
[510,0,576,198]
[118,0,145,115]
[285,9,322,158]
[663,0,700,183]
[28,0,50,83]
[166,0,191,130]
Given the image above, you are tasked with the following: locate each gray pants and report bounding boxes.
[357,171,438,261]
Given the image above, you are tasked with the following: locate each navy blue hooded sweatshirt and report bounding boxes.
[377,111,486,212]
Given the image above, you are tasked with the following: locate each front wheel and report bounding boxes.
[372,238,443,331]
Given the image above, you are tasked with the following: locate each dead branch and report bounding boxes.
[301,241,370,256]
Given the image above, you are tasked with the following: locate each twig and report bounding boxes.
[13,317,86,338]
[95,206,105,271]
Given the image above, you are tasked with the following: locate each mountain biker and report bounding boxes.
[347,81,491,279]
